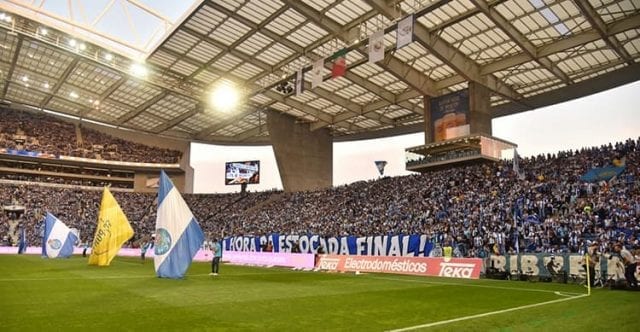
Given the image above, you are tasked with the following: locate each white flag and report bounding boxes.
[312,58,324,89]
[368,30,385,63]
[396,15,414,49]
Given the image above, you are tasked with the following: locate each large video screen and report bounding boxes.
[225,160,260,185]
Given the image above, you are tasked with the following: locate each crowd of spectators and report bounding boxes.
[0,183,273,247]
[0,108,182,163]
[0,108,76,154]
[0,173,132,188]
[0,158,134,188]
[0,159,135,178]
[0,137,638,258]
[79,126,181,163]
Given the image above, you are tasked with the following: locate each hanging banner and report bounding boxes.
[368,29,385,63]
[396,15,414,49]
[331,48,347,78]
[312,58,324,88]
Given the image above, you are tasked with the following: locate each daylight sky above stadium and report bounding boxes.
[191,81,640,193]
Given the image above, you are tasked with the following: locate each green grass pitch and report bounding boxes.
[0,255,637,331]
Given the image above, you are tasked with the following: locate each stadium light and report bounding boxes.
[210,84,239,111]
[130,62,148,78]
[68,39,77,47]
[104,53,113,61]
[39,28,48,36]
[0,13,12,23]
[69,91,79,99]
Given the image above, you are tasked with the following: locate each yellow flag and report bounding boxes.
[88,187,134,266]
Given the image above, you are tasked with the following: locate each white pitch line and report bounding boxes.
[388,293,589,332]
[368,275,585,296]
[0,271,294,282]
[554,291,575,297]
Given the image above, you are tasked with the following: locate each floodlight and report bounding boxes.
[210,84,239,111]
[130,62,148,77]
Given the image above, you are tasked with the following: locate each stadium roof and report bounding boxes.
[0,0,638,144]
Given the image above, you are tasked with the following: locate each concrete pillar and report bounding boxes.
[266,110,332,192]
[423,95,433,144]
[468,82,492,136]
[181,143,194,193]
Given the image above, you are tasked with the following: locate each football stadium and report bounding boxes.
[0,0,639,331]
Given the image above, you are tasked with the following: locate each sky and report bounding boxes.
[191,80,640,193]
[4,0,200,58]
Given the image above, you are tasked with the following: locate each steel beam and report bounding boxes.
[39,56,80,108]
[152,104,202,134]
[366,0,523,102]
[1,35,22,99]
[116,91,168,125]
[470,0,571,85]
[573,0,635,66]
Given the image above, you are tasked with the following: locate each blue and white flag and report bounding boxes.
[154,170,205,279]
[18,226,27,254]
[42,212,78,258]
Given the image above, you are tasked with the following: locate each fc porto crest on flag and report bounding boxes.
[154,228,172,255]
[42,212,77,259]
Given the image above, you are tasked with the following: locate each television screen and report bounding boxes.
[225,160,260,185]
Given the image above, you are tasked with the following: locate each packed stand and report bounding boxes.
[0,108,182,163]
[0,108,76,155]
[0,138,638,259]
[216,138,640,257]
[79,126,181,163]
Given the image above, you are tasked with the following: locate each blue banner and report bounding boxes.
[0,148,58,159]
[580,165,625,183]
[223,234,434,257]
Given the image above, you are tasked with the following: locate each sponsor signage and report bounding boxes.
[317,254,482,279]
[223,251,315,269]
[430,89,469,142]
